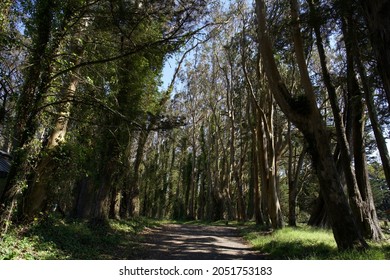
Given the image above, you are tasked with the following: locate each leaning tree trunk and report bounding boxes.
[20,14,88,219]
[0,0,59,233]
[308,0,383,240]
[351,91,383,240]
[247,50,282,229]
[340,6,384,240]
[22,60,81,219]
[255,0,367,250]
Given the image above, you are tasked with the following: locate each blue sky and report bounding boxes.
[161,56,177,91]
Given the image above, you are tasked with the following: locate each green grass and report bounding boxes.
[243,224,390,260]
[0,217,160,260]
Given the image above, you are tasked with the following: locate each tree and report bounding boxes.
[21,13,88,219]
[306,0,383,240]
[358,0,390,107]
[255,0,367,250]
[1,0,73,232]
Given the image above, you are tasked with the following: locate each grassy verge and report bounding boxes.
[243,224,390,260]
[0,217,160,260]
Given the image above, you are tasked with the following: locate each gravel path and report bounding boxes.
[135,224,265,260]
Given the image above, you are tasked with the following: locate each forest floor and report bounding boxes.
[134,223,266,260]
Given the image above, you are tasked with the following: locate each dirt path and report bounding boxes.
[135,224,265,260]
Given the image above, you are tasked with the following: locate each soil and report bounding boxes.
[134,223,266,260]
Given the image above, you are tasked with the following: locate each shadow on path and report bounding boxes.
[135,224,266,260]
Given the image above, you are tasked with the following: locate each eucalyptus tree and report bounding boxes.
[238,0,284,228]
[301,0,382,240]
[255,0,368,250]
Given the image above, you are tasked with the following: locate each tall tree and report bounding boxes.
[0,0,72,232]
[358,0,390,107]
[255,0,367,250]
[21,14,88,219]
[306,0,383,240]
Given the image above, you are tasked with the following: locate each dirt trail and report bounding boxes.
[135,224,265,260]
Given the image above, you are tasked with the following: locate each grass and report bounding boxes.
[0,216,160,260]
[243,223,390,260]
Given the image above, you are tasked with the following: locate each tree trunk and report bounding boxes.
[128,130,148,217]
[1,0,58,231]
[352,97,383,240]
[339,7,384,240]
[288,126,306,227]
[255,0,367,250]
[188,127,197,220]
[92,178,111,223]
[22,65,81,219]
[359,0,390,106]
[350,20,390,191]
[307,0,382,240]
[72,177,95,219]
[308,191,330,228]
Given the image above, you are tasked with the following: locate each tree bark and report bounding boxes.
[308,191,330,228]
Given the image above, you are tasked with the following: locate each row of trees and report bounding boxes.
[0,0,389,251]
[0,0,209,226]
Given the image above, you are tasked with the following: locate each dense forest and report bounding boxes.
[0,0,389,252]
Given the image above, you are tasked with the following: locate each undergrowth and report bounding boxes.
[0,216,159,260]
